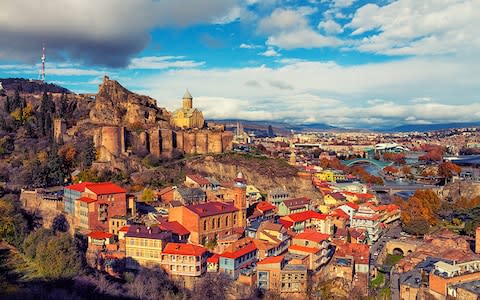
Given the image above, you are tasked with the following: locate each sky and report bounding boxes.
[0,0,479,129]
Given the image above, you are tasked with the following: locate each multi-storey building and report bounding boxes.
[351,205,382,243]
[288,231,331,272]
[161,243,208,277]
[125,225,172,269]
[63,182,92,215]
[71,182,127,232]
[279,210,332,234]
[257,256,308,294]
[219,239,258,279]
[277,197,311,216]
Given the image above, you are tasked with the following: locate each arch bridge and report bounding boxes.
[342,158,393,168]
[385,240,418,256]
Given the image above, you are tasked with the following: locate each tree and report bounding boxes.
[141,188,155,202]
[0,197,29,248]
[34,232,83,279]
[438,162,462,179]
[80,138,96,168]
[403,219,430,235]
[58,93,68,118]
[52,214,70,233]
[192,273,233,300]
[126,267,183,300]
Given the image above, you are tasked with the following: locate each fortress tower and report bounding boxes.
[53,118,66,144]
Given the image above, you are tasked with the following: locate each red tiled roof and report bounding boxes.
[88,231,113,240]
[207,254,220,264]
[289,244,321,254]
[334,241,370,264]
[282,197,311,208]
[356,193,375,199]
[163,243,207,256]
[85,182,126,195]
[119,226,130,232]
[257,255,284,265]
[220,242,257,259]
[294,231,330,243]
[344,202,359,210]
[186,201,238,217]
[329,208,350,219]
[65,182,93,192]
[187,174,210,186]
[328,192,346,200]
[256,201,276,213]
[158,221,190,236]
[282,210,327,223]
[78,196,97,203]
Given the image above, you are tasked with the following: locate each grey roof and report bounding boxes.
[283,264,307,272]
[177,187,206,204]
[183,89,192,99]
[452,280,480,295]
[125,225,172,240]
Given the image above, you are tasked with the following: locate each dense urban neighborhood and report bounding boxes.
[0,76,480,300]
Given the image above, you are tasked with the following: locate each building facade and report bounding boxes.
[161,243,208,277]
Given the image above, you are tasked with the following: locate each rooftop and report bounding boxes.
[220,241,257,259]
[65,182,93,192]
[282,197,311,208]
[77,196,96,203]
[257,255,284,265]
[85,182,126,195]
[282,210,327,223]
[288,244,321,254]
[125,225,171,240]
[158,221,190,236]
[186,201,238,217]
[294,230,330,243]
[88,231,113,240]
[162,242,207,256]
[186,174,210,186]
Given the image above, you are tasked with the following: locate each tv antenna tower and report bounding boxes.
[40,43,46,82]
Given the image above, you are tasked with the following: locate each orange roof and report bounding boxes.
[282,210,327,223]
[187,174,210,186]
[329,208,350,219]
[78,196,96,203]
[85,182,126,195]
[353,214,381,221]
[88,231,113,240]
[257,255,284,265]
[65,182,93,192]
[344,202,359,210]
[289,244,321,254]
[294,231,330,243]
[207,253,220,264]
[256,201,276,213]
[220,242,257,259]
[158,221,190,236]
[162,243,207,256]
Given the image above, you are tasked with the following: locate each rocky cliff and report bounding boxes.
[186,154,321,199]
[89,76,170,126]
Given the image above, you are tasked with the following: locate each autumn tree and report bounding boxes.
[191,273,233,300]
[383,152,406,164]
[438,162,461,179]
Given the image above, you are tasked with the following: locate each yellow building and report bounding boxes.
[315,170,347,183]
[171,90,205,129]
[125,225,171,269]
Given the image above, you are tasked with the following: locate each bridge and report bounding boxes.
[342,158,393,168]
[372,183,437,195]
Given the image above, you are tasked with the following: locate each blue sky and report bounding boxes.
[0,0,479,128]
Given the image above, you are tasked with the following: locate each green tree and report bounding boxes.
[80,138,96,168]
[403,219,430,235]
[0,197,29,248]
[23,227,53,259]
[141,188,155,202]
[58,93,68,118]
[34,232,83,279]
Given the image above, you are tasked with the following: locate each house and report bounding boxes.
[161,242,208,277]
[63,182,92,215]
[109,215,128,235]
[174,187,206,205]
[289,231,332,272]
[158,221,190,243]
[333,240,370,275]
[125,225,172,269]
[256,256,308,294]
[338,202,359,222]
[248,201,276,225]
[256,222,290,255]
[219,239,258,279]
[168,200,245,245]
[278,197,311,216]
[73,182,127,232]
[185,174,212,190]
[246,185,262,206]
[351,205,382,243]
[207,254,220,272]
[267,187,289,206]
[315,170,347,183]
[87,231,114,251]
[279,210,332,234]
[328,207,350,230]
[324,192,347,206]
[334,228,367,244]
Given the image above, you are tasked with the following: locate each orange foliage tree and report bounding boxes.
[399,189,441,226]
[438,162,462,178]
[383,152,406,164]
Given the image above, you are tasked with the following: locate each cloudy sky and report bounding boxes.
[0,0,479,128]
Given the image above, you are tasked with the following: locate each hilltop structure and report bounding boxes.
[88,76,233,163]
[170,90,205,129]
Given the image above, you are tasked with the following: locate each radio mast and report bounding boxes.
[40,43,46,82]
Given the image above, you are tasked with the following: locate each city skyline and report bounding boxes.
[0,0,479,128]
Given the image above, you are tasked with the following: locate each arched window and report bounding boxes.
[203,220,207,231]
[233,214,237,225]
[211,218,215,229]
[217,218,221,228]
[225,216,229,227]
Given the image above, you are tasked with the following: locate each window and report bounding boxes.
[203,220,207,231]
[233,214,237,224]
[211,219,215,229]
[217,218,221,228]
[225,216,229,227]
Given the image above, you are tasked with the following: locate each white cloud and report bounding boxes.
[259,7,343,49]
[259,47,280,57]
[318,19,344,34]
[239,43,262,49]
[128,56,205,70]
[333,0,356,8]
[347,0,480,56]
[125,55,480,128]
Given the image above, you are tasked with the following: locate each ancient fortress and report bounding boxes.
[89,76,232,162]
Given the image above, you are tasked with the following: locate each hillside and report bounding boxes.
[0,78,71,94]
[186,154,321,199]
